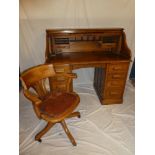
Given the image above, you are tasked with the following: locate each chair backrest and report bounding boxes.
[20,64,56,99]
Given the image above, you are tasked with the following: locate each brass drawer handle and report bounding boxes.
[109,81,121,86]
[55,68,65,72]
[110,91,120,95]
[112,66,122,70]
[112,74,123,78]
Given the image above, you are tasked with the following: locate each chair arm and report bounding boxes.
[54,73,77,81]
[23,90,42,105]
[64,73,77,92]
[53,73,77,92]
[63,73,77,79]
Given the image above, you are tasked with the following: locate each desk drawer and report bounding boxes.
[108,63,129,72]
[107,72,127,80]
[104,88,123,98]
[54,64,72,73]
[106,80,124,87]
[52,76,67,82]
[52,84,67,91]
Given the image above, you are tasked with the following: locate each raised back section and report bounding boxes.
[45,29,124,58]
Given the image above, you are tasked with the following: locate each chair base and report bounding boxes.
[35,122,54,142]
[67,111,81,119]
[60,120,77,146]
[35,111,80,146]
[38,139,42,143]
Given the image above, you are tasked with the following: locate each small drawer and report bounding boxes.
[106,80,124,88]
[52,81,67,86]
[108,63,129,72]
[56,85,67,91]
[52,83,66,91]
[55,44,70,49]
[52,76,67,82]
[104,88,123,98]
[54,64,71,73]
[107,72,127,80]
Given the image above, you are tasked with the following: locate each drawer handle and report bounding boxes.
[111,81,119,86]
[112,66,122,70]
[112,74,122,78]
[110,92,120,95]
[56,68,65,72]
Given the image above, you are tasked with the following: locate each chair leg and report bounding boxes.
[60,120,77,146]
[67,111,81,119]
[35,122,55,142]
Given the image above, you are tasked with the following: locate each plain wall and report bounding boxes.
[19,0,135,84]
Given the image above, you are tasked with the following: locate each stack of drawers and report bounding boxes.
[49,64,73,92]
[103,62,129,104]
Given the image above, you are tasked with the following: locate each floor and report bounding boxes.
[19,81,135,155]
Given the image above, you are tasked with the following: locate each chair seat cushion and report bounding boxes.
[39,92,80,120]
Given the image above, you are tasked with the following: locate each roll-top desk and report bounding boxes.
[45,28,131,105]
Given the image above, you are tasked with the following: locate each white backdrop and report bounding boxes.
[19,2,135,154]
[19,0,135,84]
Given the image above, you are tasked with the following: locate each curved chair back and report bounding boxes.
[20,64,55,99]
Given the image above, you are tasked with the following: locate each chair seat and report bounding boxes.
[39,92,80,121]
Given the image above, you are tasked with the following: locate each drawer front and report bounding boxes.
[107,72,127,80]
[55,84,66,91]
[52,76,67,82]
[106,80,124,88]
[54,64,72,73]
[108,63,129,72]
[50,78,67,91]
[104,88,123,98]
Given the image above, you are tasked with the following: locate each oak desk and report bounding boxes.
[45,29,131,105]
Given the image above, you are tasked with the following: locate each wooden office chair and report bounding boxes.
[20,64,80,146]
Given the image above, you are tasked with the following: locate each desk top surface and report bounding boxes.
[46,52,130,65]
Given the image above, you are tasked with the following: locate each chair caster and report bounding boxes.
[38,139,42,143]
[78,114,81,118]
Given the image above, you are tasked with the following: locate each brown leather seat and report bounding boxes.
[40,92,80,121]
[20,64,80,146]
